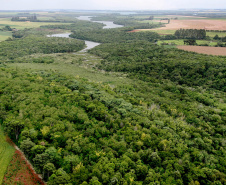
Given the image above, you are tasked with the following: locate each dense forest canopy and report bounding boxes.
[0,11,226,185]
[0,36,85,60]
[70,29,160,43]
[89,41,226,91]
[174,29,207,40]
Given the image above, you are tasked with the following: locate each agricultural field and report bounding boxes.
[206,31,226,37]
[0,17,71,30]
[0,31,12,41]
[158,39,218,46]
[0,126,15,184]
[149,19,226,30]
[177,45,226,56]
[129,28,226,38]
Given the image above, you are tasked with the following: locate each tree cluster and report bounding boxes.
[70,28,160,43]
[0,61,225,184]
[0,36,85,60]
[89,41,226,91]
[175,29,206,39]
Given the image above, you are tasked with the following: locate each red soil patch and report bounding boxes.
[128,30,140,32]
[177,46,226,56]
[3,137,45,185]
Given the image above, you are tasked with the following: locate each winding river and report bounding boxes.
[48,33,100,52]
[76,16,124,29]
[48,16,123,51]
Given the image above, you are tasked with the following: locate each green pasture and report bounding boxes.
[134,15,207,20]
[207,31,226,37]
[158,39,218,46]
[0,18,71,29]
[7,52,130,85]
[0,31,12,41]
[138,20,162,25]
[0,126,15,184]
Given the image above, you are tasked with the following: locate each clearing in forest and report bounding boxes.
[177,45,226,56]
[0,126,15,184]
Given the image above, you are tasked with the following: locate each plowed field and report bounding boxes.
[154,19,226,30]
[177,46,226,56]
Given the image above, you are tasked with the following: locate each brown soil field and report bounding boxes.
[143,19,226,31]
[177,46,226,56]
[155,15,206,19]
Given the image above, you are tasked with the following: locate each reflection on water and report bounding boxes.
[76,16,92,21]
[81,41,100,52]
[76,16,124,29]
[48,33,71,38]
[47,33,100,52]
[48,16,123,51]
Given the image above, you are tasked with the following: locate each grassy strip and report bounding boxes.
[0,126,15,184]
[158,39,218,46]
[206,31,226,37]
[0,18,71,30]
[0,31,12,41]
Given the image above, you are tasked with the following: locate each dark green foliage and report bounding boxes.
[184,39,197,45]
[70,28,160,43]
[0,66,225,184]
[213,34,221,40]
[3,25,12,31]
[91,15,163,29]
[0,13,226,185]
[12,28,53,38]
[89,41,226,91]
[175,29,206,39]
[0,36,85,60]
[40,20,104,32]
[11,15,37,22]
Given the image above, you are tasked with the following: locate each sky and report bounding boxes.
[1,0,226,10]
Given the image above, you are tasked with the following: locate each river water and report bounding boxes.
[48,33,100,52]
[48,16,123,51]
[76,16,124,29]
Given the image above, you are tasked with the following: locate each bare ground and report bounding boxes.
[177,46,226,56]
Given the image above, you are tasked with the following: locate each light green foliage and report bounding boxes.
[0,11,226,185]
[158,39,218,46]
[0,31,12,42]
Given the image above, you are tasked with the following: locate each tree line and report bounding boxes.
[174,29,206,39]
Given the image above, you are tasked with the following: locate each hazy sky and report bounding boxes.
[1,0,226,10]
